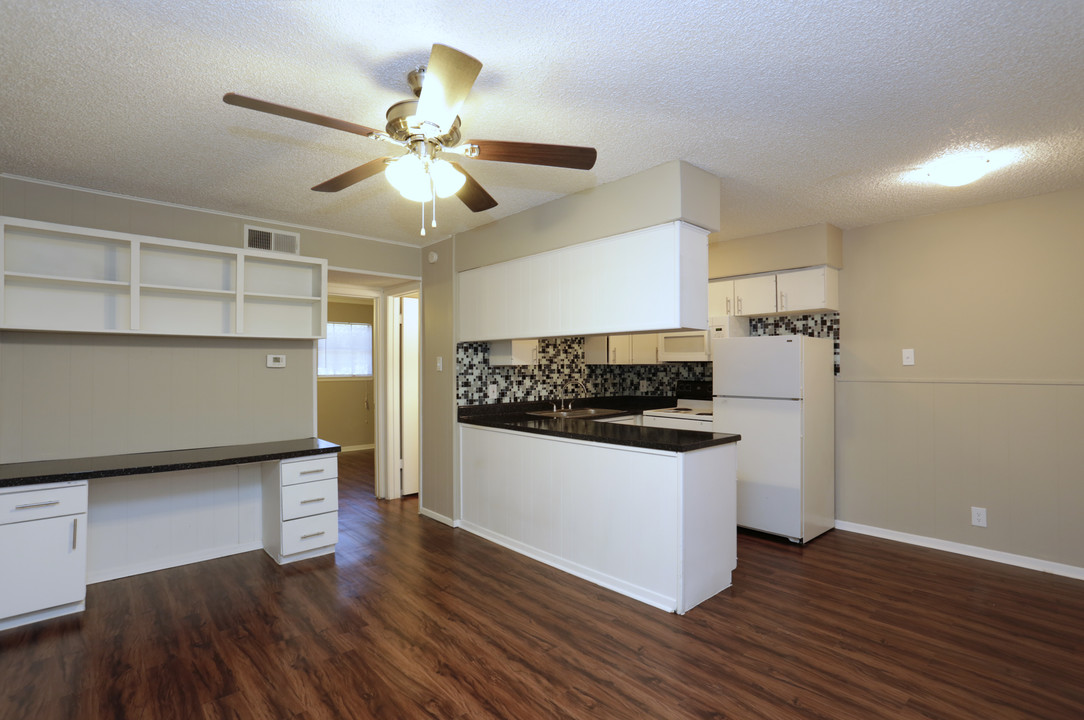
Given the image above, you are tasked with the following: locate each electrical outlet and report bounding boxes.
[487,384,499,400]
[639,380,649,392]
[902,348,915,366]
[971,506,987,527]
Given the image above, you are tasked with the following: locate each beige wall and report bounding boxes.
[453,160,721,271]
[0,176,421,462]
[837,185,1084,567]
[420,237,457,522]
[0,176,421,277]
[0,332,314,463]
[317,300,375,448]
[709,223,843,278]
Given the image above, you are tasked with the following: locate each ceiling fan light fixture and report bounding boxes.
[430,158,466,198]
[385,154,433,202]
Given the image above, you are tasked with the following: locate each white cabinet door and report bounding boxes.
[489,339,538,365]
[734,274,777,316]
[776,267,839,313]
[630,333,658,364]
[708,279,735,317]
[0,514,87,619]
[610,334,633,364]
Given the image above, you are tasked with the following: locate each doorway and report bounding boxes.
[322,269,420,500]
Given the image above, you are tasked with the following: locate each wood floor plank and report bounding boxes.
[1,449,1082,719]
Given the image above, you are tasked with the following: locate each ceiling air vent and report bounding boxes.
[244,225,300,254]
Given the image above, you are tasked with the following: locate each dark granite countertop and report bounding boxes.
[0,438,341,488]
[458,397,740,453]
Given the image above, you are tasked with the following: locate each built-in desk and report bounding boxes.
[0,439,340,631]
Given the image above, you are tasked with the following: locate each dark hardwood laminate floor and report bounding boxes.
[2,450,1082,719]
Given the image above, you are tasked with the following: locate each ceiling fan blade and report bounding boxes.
[414,44,482,134]
[224,92,380,138]
[311,157,390,192]
[449,162,497,212]
[467,140,597,170]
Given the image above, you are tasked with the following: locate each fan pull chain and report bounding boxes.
[431,174,438,228]
[419,197,426,237]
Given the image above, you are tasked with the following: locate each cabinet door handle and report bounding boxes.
[72,517,78,550]
[737,297,743,315]
[301,531,326,540]
[726,296,731,315]
[15,500,61,510]
[779,290,785,310]
[299,469,324,475]
[300,497,325,504]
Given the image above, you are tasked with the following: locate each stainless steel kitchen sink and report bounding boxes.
[526,407,625,420]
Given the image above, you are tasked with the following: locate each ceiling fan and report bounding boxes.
[224,44,597,235]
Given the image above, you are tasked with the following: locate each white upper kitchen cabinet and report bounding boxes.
[708,279,735,317]
[458,221,709,342]
[775,267,839,313]
[585,333,658,365]
[733,274,777,316]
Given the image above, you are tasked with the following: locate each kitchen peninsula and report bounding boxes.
[458,400,740,614]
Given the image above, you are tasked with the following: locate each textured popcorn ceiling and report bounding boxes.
[2,0,1083,247]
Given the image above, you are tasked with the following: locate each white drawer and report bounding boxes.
[281,478,338,521]
[0,483,88,525]
[281,455,338,487]
[281,511,338,556]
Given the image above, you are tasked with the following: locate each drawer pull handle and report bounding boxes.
[299,469,324,475]
[300,497,325,504]
[15,500,61,510]
[300,531,326,540]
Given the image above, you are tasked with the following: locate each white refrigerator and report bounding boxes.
[711,335,835,543]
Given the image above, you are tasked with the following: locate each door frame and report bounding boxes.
[380,283,421,500]
[324,268,419,500]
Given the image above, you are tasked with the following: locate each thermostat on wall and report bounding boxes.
[266,354,286,368]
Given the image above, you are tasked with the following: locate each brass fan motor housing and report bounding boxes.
[385,99,462,147]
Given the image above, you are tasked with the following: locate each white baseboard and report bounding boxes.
[339,444,374,452]
[834,521,1084,581]
[418,506,459,528]
[459,521,677,613]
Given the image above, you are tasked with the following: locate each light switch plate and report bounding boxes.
[266,354,286,368]
[902,349,915,366]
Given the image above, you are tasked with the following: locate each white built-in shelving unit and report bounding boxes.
[1,217,327,338]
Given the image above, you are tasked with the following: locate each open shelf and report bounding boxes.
[2,217,326,339]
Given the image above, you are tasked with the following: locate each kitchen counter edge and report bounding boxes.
[0,438,342,488]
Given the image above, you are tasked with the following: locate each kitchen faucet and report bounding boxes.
[560,379,589,410]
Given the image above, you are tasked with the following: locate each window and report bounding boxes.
[318,322,373,377]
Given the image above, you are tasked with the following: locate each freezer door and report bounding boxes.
[713,396,802,539]
[712,336,803,399]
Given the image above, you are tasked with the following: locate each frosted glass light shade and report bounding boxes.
[904,147,1023,187]
[430,159,466,198]
[385,154,433,202]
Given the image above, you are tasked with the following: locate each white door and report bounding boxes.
[713,396,802,539]
[400,297,420,495]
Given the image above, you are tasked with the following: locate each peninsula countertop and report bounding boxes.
[458,397,740,453]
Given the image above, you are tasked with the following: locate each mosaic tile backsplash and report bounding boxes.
[456,312,839,406]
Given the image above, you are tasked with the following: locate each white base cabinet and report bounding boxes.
[0,481,88,631]
[262,454,339,564]
[459,425,736,614]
